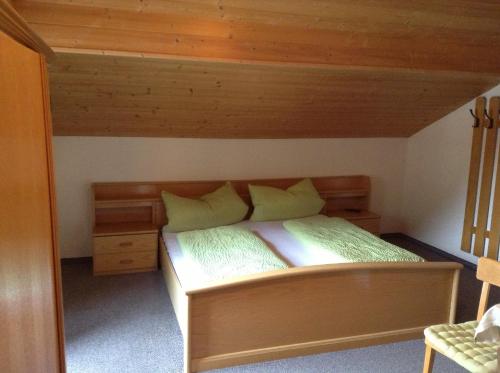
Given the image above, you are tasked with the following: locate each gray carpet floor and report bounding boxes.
[62,262,465,373]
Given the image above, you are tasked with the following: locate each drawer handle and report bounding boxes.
[119,241,133,247]
[119,259,134,265]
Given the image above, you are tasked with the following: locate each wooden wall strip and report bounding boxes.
[473,97,499,257]
[488,188,500,259]
[0,29,62,372]
[39,55,66,371]
[487,98,500,260]
[461,97,486,253]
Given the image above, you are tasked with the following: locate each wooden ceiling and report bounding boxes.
[13,0,500,73]
[13,0,500,138]
[49,52,497,138]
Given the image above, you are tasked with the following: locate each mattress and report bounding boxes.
[162,218,342,288]
[283,215,423,263]
[172,225,288,285]
[162,216,422,288]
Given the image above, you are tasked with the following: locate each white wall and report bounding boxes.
[402,84,500,264]
[54,84,500,260]
[53,137,408,258]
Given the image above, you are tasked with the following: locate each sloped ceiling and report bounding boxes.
[49,52,498,138]
[13,0,500,138]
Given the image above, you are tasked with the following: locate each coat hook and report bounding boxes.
[484,109,494,128]
[469,109,480,128]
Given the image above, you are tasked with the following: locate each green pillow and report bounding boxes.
[249,178,325,222]
[162,182,248,233]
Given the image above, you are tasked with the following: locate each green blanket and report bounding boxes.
[178,225,288,283]
[283,215,423,263]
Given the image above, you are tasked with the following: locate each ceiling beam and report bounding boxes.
[0,0,53,59]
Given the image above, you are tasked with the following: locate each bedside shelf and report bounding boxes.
[93,222,159,237]
[330,210,379,220]
[94,198,159,208]
[92,184,161,275]
[322,188,369,198]
[328,209,381,235]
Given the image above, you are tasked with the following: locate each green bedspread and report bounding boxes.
[178,225,288,283]
[283,215,423,263]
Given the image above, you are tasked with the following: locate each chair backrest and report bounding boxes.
[476,257,500,320]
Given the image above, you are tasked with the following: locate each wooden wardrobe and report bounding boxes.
[0,2,65,372]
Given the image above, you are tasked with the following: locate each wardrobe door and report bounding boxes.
[0,30,64,372]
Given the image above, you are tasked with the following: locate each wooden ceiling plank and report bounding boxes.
[29,24,500,74]
[15,1,500,43]
[12,1,500,138]
[49,47,500,83]
[15,0,500,32]
[47,52,499,138]
[13,0,500,73]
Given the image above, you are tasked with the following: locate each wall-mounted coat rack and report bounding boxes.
[461,96,500,259]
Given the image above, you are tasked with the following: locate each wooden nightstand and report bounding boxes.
[93,222,158,275]
[328,210,381,235]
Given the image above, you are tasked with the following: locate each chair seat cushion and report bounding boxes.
[424,321,498,372]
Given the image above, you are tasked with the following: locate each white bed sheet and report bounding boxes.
[162,217,340,288]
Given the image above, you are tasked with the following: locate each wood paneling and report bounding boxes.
[461,97,487,253]
[477,257,500,288]
[0,30,64,372]
[160,238,189,337]
[93,250,157,274]
[92,176,372,228]
[40,47,66,372]
[48,52,498,138]
[160,239,462,372]
[12,0,500,74]
[12,0,500,138]
[486,99,500,260]
[0,0,54,58]
[93,233,157,255]
[189,265,457,367]
[472,97,499,257]
[92,224,158,275]
[462,97,500,259]
[461,97,500,259]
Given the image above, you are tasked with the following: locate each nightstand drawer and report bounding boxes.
[94,251,157,274]
[94,233,157,255]
[350,218,380,235]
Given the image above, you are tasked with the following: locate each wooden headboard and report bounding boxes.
[92,175,370,230]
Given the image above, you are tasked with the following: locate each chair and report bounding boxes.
[423,257,500,373]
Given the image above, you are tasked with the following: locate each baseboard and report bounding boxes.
[61,256,92,265]
[381,233,476,271]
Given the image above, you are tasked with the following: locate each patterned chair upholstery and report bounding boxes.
[422,257,500,373]
[424,321,497,372]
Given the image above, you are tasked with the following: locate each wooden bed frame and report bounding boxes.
[92,176,463,373]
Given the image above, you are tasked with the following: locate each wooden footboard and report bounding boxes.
[160,240,462,373]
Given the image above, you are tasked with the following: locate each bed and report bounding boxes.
[92,176,463,373]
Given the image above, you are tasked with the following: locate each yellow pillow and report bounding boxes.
[249,178,325,221]
[162,182,248,232]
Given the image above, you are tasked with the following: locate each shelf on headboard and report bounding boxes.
[93,190,369,205]
[94,198,160,208]
[91,175,372,228]
[332,210,379,220]
[93,222,158,236]
[321,188,369,198]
